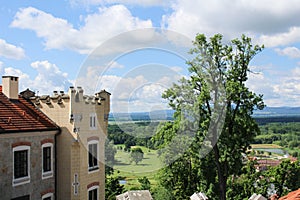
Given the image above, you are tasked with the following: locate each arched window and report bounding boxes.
[88,185,99,200]
[42,192,54,200]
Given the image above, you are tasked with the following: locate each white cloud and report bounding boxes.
[170,66,183,73]
[0,61,3,74]
[162,0,300,44]
[30,60,71,93]
[247,65,300,107]
[74,63,183,112]
[275,47,300,58]
[0,39,25,60]
[259,27,300,47]
[1,61,72,95]
[272,67,300,101]
[108,61,124,69]
[11,5,152,54]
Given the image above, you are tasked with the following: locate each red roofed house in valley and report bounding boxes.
[0,76,60,200]
[279,188,300,200]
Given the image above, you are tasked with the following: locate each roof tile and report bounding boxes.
[0,86,59,133]
[279,188,300,200]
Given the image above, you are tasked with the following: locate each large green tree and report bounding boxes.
[155,34,265,200]
[130,147,144,165]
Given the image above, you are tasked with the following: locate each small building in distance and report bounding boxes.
[0,76,60,200]
[190,192,209,200]
[249,193,267,200]
[116,190,153,200]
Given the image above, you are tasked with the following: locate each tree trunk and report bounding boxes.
[213,144,227,200]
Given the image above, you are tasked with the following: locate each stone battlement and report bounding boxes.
[25,86,110,106]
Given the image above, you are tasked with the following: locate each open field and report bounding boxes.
[112,145,163,190]
[251,144,283,149]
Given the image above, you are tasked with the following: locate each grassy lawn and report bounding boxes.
[112,145,163,190]
[251,144,283,149]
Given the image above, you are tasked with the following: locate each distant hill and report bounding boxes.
[109,107,300,123]
[253,106,300,117]
[109,109,175,121]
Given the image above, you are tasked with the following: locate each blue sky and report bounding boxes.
[1,0,300,112]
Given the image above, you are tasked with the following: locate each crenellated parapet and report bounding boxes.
[30,91,69,105]
[27,86,110,106]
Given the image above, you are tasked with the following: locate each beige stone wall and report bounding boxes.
[34,87,110,200]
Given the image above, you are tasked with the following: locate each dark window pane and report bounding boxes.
[14,150,28,179]
[88,189,98,200]
[43,147,51,172]
[88,143,98,170]
[11,195,30,200]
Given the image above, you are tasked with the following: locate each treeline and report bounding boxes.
[107,120,300,159]
[107,121,160,149]
[255,116,300,125]
[254,122,300,157]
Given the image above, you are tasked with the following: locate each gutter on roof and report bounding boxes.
[0,127,60,134]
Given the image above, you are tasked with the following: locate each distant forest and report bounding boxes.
[107,116,300,158]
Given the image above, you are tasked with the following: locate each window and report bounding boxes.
[42,193,53,200]
[13,145,30,186]
[11,195,30,200]
[89,113,97,130]
[88,186,99,200]
[88,140,99,172]
[42,143,53,179]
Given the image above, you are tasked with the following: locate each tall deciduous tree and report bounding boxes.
[155,34,264,200]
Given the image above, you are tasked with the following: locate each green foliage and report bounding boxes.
[108,122,159,149]
[264,160,300,197]
[152,185,174,200]
[154,34,264,200]
[105,176,125,200]
[138,176,151,190]
[130,147,144,165]
[227,160,300,199]
[105,139,117,176]
[255,122,300,158]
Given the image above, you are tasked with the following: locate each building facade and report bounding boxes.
[30,86,110,200]
[0,76,60,200]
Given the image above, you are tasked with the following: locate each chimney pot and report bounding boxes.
[2,76,19,99]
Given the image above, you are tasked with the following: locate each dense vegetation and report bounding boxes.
[105,33,300,200]
[107,122,160,149]
[254,122,300,158]
[106,120,300,199]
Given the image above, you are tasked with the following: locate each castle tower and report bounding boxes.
[30,87,110,200]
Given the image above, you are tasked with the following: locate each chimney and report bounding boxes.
[2,76,19,99]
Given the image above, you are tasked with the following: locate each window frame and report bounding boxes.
[42,143,53,179]
[87,185,99,200]
[41,192,53,200]
[13,145,30,186]
[87,140,99,173]
[11,195,30,200]
[89,113,97,130]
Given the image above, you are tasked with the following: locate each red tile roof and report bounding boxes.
[0,86,59,133]
[279,188,300,200]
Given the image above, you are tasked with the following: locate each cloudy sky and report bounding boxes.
[1,0,300,112]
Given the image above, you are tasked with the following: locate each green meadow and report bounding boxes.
[112,145,163,190]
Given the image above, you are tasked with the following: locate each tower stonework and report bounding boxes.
[31,87,110,200]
